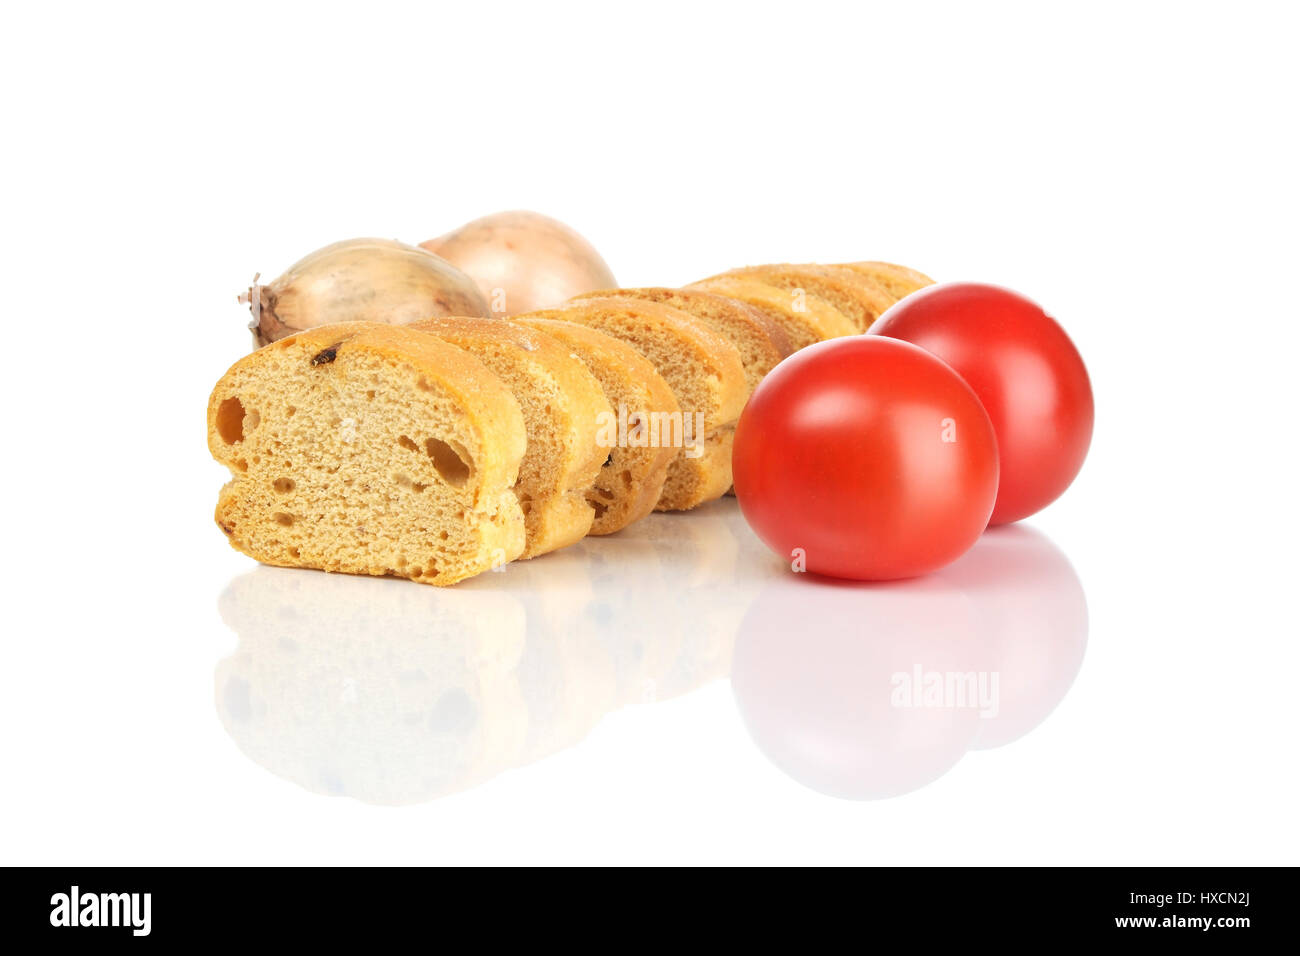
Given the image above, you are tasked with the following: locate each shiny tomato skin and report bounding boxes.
[872,283,1093,525]
[732,336,999,581]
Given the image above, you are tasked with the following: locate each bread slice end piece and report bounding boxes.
[208,322,528,587]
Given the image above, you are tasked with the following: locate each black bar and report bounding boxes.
[8,867,1288,943]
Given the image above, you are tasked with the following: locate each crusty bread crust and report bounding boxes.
[513,317,680,534]
[837,261,935,301]
[409,316,613,559]
[574,287,792,391]
[520,298,747,511]
[569,290,794,500]
[694,263,894,333]
[684,275,857,348]
[208,322,527,586]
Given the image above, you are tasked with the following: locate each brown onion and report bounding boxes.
[421,211,617,317]
[241,238,491,349]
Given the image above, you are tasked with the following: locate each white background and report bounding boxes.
[2,1,1297,865]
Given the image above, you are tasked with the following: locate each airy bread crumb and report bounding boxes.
[520,298,747,511]
[513,316,680,533]
[207,322,527,586]
[409,317,612,558]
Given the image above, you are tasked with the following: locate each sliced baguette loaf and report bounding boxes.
[518,298,747,511]
[207,322,527,586]
[684,274,857,349]
[513,316,680,534]
[572,287,792,394]
[409,316,613,559]
[693,264,893,333]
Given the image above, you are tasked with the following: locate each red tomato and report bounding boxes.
[732,336,999,580]
[871,283,1093,525]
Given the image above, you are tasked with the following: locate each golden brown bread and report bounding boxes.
[518,297,747,511]
[573,287,792,393]
[409,316,613,559]
[693,263,893,333]
[837,261,935,301]
[207,322,527,586]
[684,274,857,348]
[513,316,680,534]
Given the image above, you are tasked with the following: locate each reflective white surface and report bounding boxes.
[4,3,1298,865]
[214,508,1087,806]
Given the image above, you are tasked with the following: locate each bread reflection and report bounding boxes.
[216,569,530,804]
[214,507,1079,805]
[214,509,746,805]
[633,500,748,699]
[730,525,1087,799]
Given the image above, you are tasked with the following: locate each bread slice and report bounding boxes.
[837,261,934,301]
[518,298,747,511]
[685,274,857,349]
[409,316,612,559]
[693,264,893,333]
[513,316,679,534]
[207,322,527,586]
[572,287,792,394]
